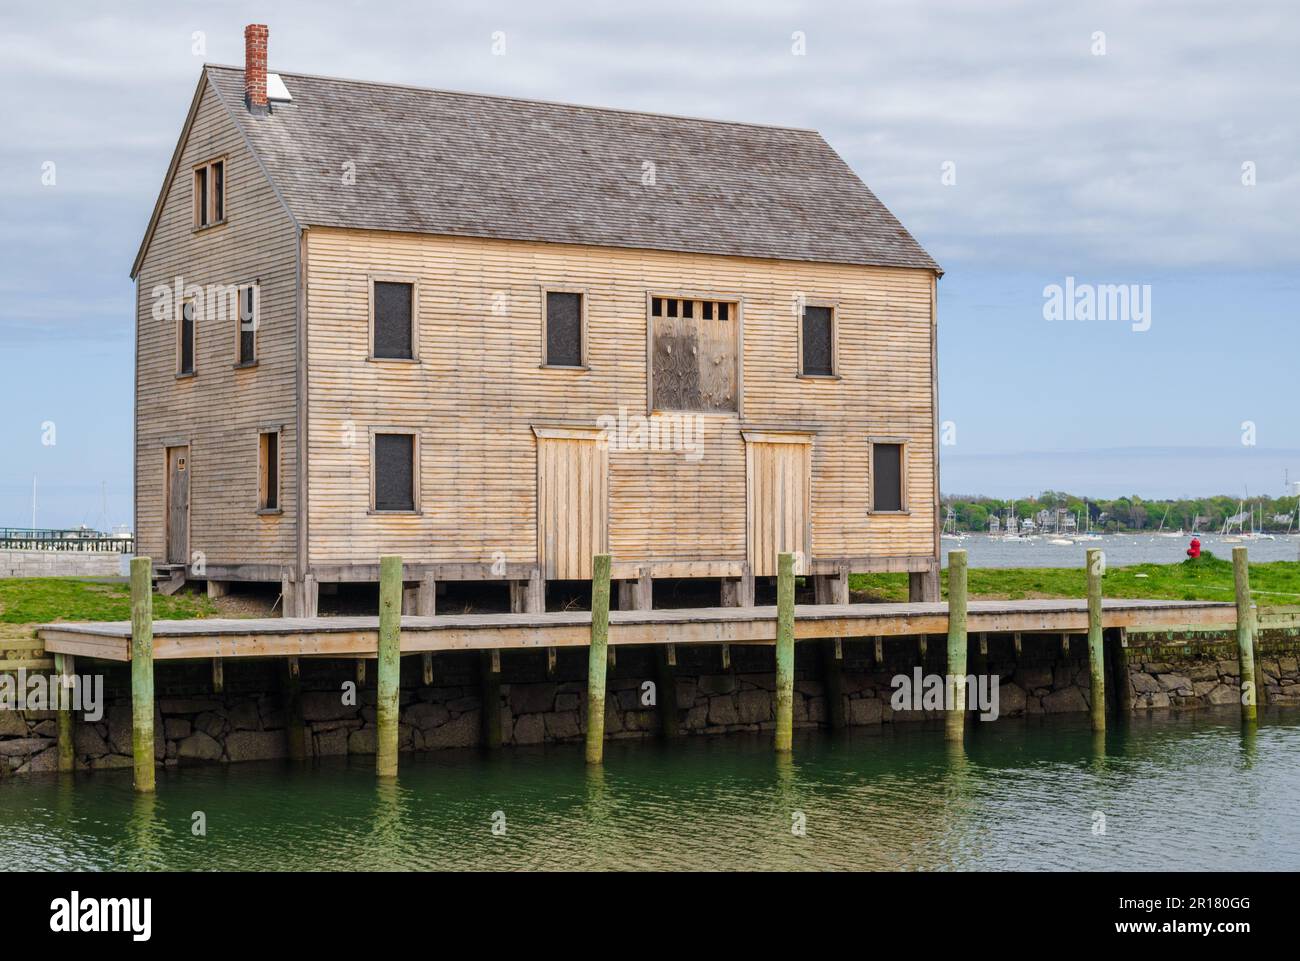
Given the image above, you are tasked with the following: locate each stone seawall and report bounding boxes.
[3,630,1298,774]
[0,549,125,578]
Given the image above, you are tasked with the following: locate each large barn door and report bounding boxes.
[534,427,608,580]
[744,432,812,577]
[165,445,190,566]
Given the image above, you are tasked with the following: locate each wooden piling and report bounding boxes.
[584,554,612,764]
[1233,547,1257,722]
[130,557,155,793]
[1086,548,1106,732]
[774,552,795,753]
[376,555,402,777]
[481,651,502,749]
[815,571,848,730]
[54,653,75,773]
[284,656,308,760]
[656,647,679,739]
[945,550,968,742]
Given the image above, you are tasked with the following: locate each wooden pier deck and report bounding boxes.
[37,598,1237,662]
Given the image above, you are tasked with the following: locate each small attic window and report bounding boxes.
[193,158,225,228]
[266,73,293,103]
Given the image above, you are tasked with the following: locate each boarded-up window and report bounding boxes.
[374,433,415,512]
[802,305,834,376]
[545,292,583,367]
[238,285,257,365]
[373,281,414,359]
[258,431,279,511]
[651,296,738,412]
[179,300,195,375]
[872,443,904,512]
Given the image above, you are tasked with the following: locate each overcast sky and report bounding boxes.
[2,0,1298,527]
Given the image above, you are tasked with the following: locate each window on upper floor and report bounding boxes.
[237,284,258,367]
[178,298,196,376]
[648,295,738,412]
[371,279,416,360]
[800,304,836,377]
[193,159,225,228]
[543,291,585,368]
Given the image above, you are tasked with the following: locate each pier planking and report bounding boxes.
[38,597,1237,663]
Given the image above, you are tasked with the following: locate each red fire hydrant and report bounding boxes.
[1186,537,1201,559]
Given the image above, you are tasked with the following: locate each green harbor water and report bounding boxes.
[3,705,1299,871]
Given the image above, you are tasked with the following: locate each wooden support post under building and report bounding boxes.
[54,653,75,773]
[1086,548,1106,732]
[719,567,753,674]
[284,656,308,760]
[130,557,155,793]
[1233,547,1257,722]
[481,650,502,749]
[584,554,612,764]
[211,657,223,693]
[513,571,551,675]
[417,573,437,616]
[945,549,968,742]
[774,552,796,753]
[909,567,939,603]
[375,555,402,777]
[815,569,848,730]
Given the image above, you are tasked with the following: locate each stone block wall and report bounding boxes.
[3,630,1299,775]
[0,549,126,578]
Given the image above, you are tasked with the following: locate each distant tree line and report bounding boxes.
[942,490,1300,533]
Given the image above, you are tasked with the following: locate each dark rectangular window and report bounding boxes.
[259,431,279,511]
[196,169,208,226]
[872,443,903,512]
[212,161,224,222]
[717,302,729,321]
[239,286,256,365]
[802,305,834,376]
[545,291,583,367]
[374,433,415,512]
[373,281,414,359]
[651,296,663,317]
[179,300,195,374]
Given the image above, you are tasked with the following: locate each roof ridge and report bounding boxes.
[202,63,820,134]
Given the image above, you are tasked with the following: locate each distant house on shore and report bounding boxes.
[130,25,943,614]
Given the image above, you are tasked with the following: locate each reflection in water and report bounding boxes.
[2,705,1298,871]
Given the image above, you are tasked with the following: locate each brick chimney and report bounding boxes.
[244,24,269,112]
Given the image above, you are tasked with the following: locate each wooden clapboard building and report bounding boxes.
[131,25,943,615]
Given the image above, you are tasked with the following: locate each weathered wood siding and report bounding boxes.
[305,228,935,572]
[135,80,299,570]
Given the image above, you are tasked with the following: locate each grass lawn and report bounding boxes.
[849,552,1300,606]
[0,577,215,625]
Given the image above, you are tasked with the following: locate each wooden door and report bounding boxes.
[535,428,608,580]
[166,445,190,566]
[744,432,812,577]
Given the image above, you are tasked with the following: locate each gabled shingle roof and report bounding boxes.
[201,64,938,272]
